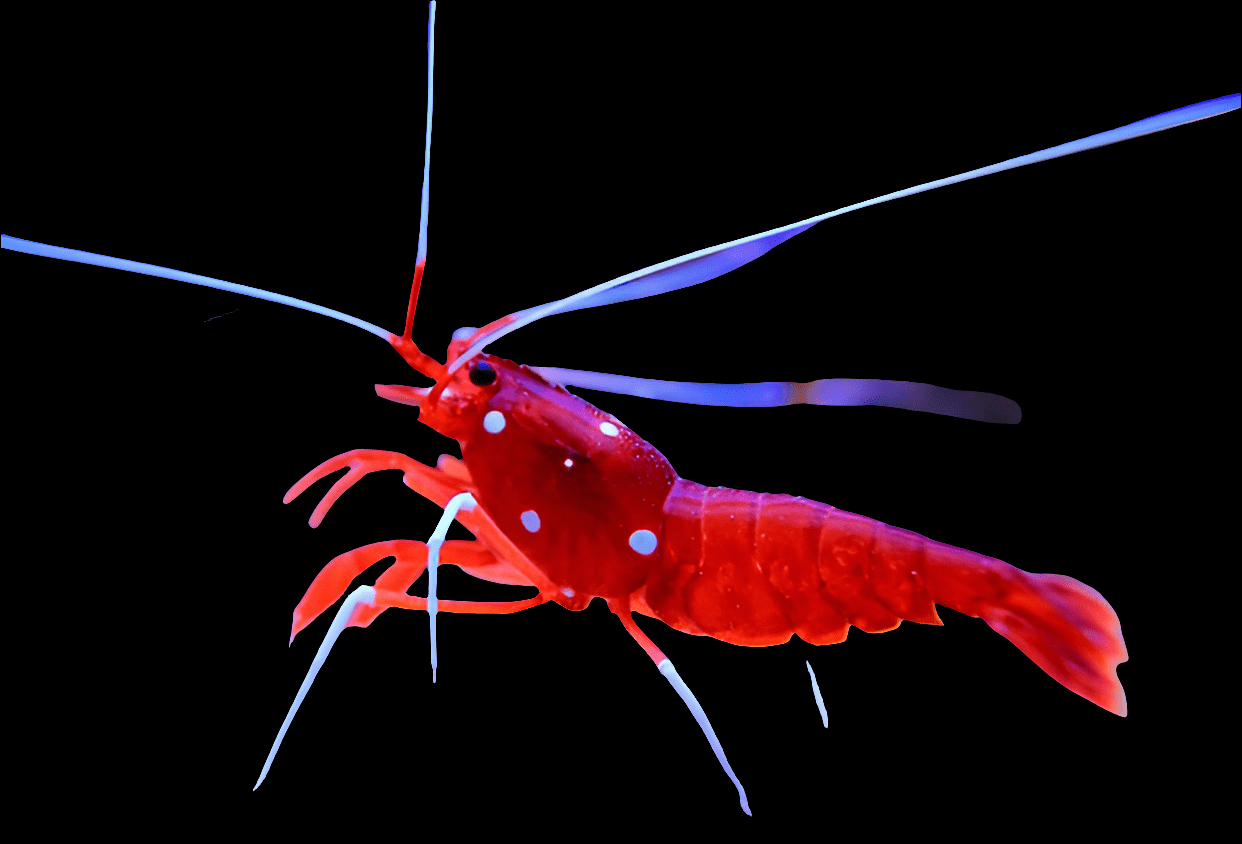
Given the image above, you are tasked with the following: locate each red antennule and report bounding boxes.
[389,258,446,381]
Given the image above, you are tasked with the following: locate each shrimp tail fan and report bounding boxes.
[919,544,1128,716]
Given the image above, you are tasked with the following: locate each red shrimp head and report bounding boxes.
[372,264,680,596]
[390,327,680,598]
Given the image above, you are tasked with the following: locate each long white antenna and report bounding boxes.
[450,93,1240,370]
[416,1,435,269]
[1,234,392,341]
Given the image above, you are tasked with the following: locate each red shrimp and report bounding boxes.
[7,2,1235,828]
[304,349,1127,721]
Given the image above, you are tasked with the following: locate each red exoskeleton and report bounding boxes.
[6,2,1234,828]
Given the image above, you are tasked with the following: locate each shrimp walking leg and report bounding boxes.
[371,591,549,615]
[285,448,476,528]
[609,598,751,816]
[256,585,549,792]
[290,538,515,643]
[286,448,560,595]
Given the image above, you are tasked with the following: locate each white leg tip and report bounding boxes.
[253,585,377,789]
[658,659,751,815]
[806,660,828,729]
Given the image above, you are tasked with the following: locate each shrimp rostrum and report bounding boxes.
[4,2,1237,815]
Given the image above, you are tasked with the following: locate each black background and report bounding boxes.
[6,4,1235,836]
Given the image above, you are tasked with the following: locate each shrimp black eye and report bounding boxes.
[469,361,497,386]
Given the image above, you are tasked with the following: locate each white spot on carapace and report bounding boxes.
[441,387,454,398]
[561,587,575,598]
[629,529,658,555]
[563,458,574,469]
[452,326,478,340]
[520,510,541,532]
[483,410,506,434]
[599,422,619,437]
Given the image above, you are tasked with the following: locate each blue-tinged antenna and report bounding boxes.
[417,2,435,270]
[1,2,449,382]
[450,93,1240,371]
[528,367,1023,424]
[0,234,392,341]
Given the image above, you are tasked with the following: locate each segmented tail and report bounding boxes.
[920,547,1128,716]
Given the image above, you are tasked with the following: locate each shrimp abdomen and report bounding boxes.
[647,479,1127,715]
[648,480,943,645]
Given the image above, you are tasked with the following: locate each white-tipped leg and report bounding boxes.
[806,660,828,729]
[253,585,377,791]
[427,538,440,683]
[425,492,477,683]
[657,658,751,816]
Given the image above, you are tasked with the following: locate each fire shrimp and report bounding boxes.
[5,2,1236,822]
